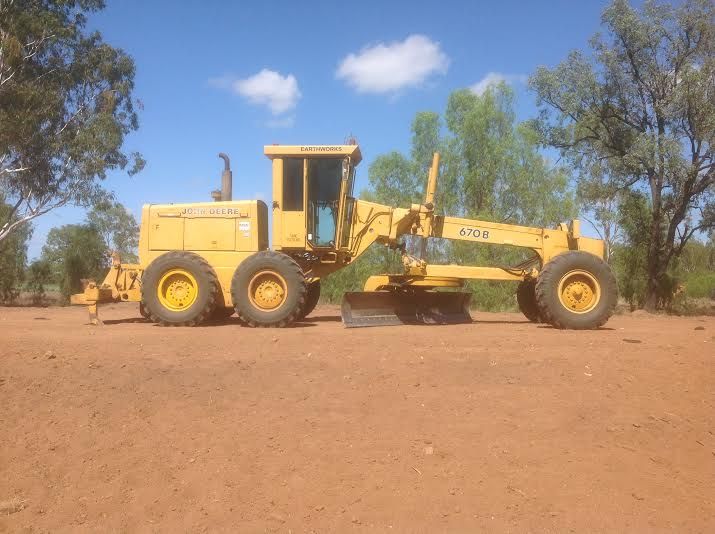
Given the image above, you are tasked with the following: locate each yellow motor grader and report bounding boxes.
[71,144,617,328]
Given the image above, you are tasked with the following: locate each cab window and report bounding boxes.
[282,158,303,211]
[307,158,342,247]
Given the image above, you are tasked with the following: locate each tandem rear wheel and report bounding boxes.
[231,251,307,327]
[297,280,321,320]
[535,251,617,329]
[141,251,220,326]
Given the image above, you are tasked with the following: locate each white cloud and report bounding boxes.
[336,34,449,94]
[210,69,301,115]
[469,72,527,95]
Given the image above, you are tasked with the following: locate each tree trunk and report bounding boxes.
[643,260,659,311]
[643,181,663,312]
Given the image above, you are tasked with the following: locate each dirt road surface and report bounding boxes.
[1,304,714,532]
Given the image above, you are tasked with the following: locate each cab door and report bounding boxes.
[272,157,306,249]
[306,158,343,249]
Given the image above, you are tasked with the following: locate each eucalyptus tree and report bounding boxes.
[531,0,714,309]
[87,199,140,262]
[0,0,143,244]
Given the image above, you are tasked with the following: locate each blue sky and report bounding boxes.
[28,0,612,259]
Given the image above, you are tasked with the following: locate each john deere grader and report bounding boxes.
[71,145,618,328]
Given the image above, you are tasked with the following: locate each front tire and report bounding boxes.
[535,251,617,329]
[231,251,307,327]
[516,279,540,322]
[141,251,219,326]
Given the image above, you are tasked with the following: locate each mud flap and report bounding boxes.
[341,291,473,328]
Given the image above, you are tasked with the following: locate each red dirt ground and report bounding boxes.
[1,304,714,533]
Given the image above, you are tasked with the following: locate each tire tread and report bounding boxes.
[232,251,306,328]
[516,279,540,322]
[535,251,617,330]
[297,280,321,320]
[141,251,219,327]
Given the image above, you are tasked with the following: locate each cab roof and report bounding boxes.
[264,144,362,164]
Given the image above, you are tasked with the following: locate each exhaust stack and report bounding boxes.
[217,152,232,201]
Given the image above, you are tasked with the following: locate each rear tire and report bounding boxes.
[535,251,617,329]
[516,279,540,322]
[231,251,307,327]
[141,251,219,326]
[297,280,321,320]
[139,302,152,320]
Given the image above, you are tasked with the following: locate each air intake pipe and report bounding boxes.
[218,152,232,201]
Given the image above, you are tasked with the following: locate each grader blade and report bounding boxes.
[341,291,473,328]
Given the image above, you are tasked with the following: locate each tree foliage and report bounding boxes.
[530,0,715,309]
[24,258,51,304]
[0,0,143,244]
[0,191,30,302]
[442,88,574,225]
[87,198,139,262]
[678,235,715,273]
[41,222,106,300]
[611,191,651,307]
[673,235,715,302]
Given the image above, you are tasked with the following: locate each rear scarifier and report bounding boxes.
[231,251,307,328]
[535,251,617,330]
[141,251,220,327]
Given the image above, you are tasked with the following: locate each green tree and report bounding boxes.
[612,192,651,308]
[87,199,139,262]
[574,171,624,263]
[0,192,30,302]
[41,223,106,301]
[0,0,143,244]
[530,0,715,310]
[670,236,715,301]
[24,258,52,305]
[442,86,574,226]
[677,239,714,274]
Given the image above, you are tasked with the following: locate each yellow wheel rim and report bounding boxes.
[248,270,288,311]
[557,270,601,314]
[157,269,198,311]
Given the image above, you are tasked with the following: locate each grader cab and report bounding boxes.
[72,144,617,329]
